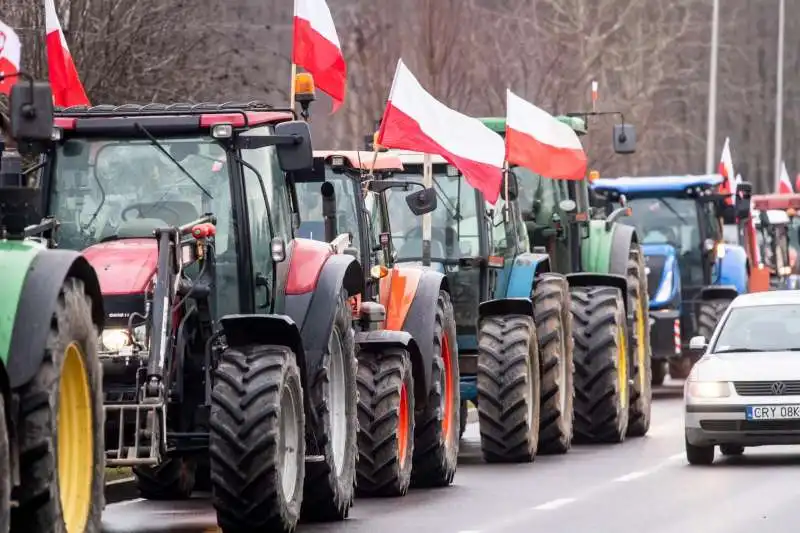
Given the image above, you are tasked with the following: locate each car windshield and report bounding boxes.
[387,165,482,261]
[295,166,362,253]
[712,304,800,353]
[49,136,235,253]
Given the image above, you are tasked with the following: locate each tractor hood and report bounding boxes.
[83,239,159,296]
[641,243,679,305]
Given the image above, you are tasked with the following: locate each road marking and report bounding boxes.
[457,530,482,533]
[106,476,135,485]
[107,497,145,508]
[613,470,649,482]
[532,497,575,510]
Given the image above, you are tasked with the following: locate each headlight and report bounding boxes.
[100,326,147,353]
[686,381,731,398]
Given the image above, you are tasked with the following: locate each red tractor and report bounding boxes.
[43,102,362,532]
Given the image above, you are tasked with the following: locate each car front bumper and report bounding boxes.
[685,397,800,446]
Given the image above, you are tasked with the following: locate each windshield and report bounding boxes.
[295,167,362,253]
[388,165,482,261]
[49,136,234,252]
[712,304,800,352]
[722,224,740,245]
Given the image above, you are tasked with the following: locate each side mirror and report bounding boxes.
[292,156,326,183]
[559,199,577,213]
[735,181,752,219]
[689,335,707,352]
[613,123,636,154]
[9,81,55,152]
[274,120,313,172]
[406,187,437,216]
[501,170,519,201]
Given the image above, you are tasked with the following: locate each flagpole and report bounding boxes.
[422,153,432,267]
[774,0,786,190]
[704,0,720,174]
[290,63,297,110]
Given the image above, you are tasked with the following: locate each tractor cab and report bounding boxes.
[753,193,800,275]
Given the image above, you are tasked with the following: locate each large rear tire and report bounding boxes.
[302,290,358,521]
[534,274,574,455]
[0,394,10,533]
[571,286,630,444]
[477,314,541,463]
[411,290,460,487]
[356,348,415,497]
[652,361,667,386]
[11,277,105,533]
[134,458,196,500]
[627,245,653,437]
[210,345,305,533]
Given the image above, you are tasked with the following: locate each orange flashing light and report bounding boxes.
[370,264,389,279]
[294,73,316,102]
[588,170,600,182]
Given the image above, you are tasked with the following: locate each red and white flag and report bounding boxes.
[718,137,736,202]
[505,89,587,180]
[44,0,90,107]
[777,161,793,194]
[292,0,346,112]
[0,20,21,96]
[376,59,505,204]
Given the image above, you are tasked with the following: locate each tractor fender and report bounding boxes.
[355,329,426,403]
[285,253,362,385]
[565,272,630,316]
[504,252,551,298]
[279,238,364,307]
[7,249,104,389]
[716,244,748,294]
[478,297,534,320]
[398,268,448,402]
[608,222,639,277]
[698,285,739,302]
[218,314,312,423]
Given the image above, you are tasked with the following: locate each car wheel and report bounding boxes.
[685,436,714,465]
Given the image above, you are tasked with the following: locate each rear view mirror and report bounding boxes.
[689,335,707,352]
[501,170,519,201]
[274,120,313,172]
[10,81,54,151]
[736,181,752,219]
[613,123,636,154]
[292,156,326,183]
[406,188,437,216]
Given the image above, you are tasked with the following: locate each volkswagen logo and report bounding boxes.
[771,381,787,395]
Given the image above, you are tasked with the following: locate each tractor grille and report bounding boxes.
[734,381,800,396]
[644,255,667,300]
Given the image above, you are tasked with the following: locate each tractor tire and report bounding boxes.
[210,344,305,533]
[670,298,732,380]
[459,401,468,439]
[668,358,692,380]
[0,394,10,533]
[411,290,460,487]
[302,290,358,521]
[571,286,630,444]
[355,348,415,497]
[652,360,667,386]
[534,274,574,455]
[11,277,105,533]
[627,245,653,437]
[134,458,196,500]
[477,314,541,463]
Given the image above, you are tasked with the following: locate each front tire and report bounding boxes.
[571,286,630,444]
[302,290,358,521]
[11,277,105,533]
[627,245,653,437]
[210,345,305,533]
[685,438,714,465]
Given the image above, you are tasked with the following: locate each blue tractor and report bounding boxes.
[382,150,576,462]
[591,175,752,384]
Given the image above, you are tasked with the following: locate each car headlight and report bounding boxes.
[686,381,731,398]
[100,326,147,353]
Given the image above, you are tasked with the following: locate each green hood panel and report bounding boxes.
[0,241,46,364]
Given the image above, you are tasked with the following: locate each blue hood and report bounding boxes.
[641,243,677,258]
[641,243,680,308]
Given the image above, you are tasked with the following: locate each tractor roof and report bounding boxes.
[387,150,448,166]
[752,193,800,211]
[478,115,587,135]
[53,102,294,136]
[753,209,790,226]
[592,174,723,197]
[315,150,403,171]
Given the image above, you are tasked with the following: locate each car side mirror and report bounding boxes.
[274,120,313,172]
[501,170,519,201]
[689,335,707,352]
[613,123,636,154]
[406,187,437,216]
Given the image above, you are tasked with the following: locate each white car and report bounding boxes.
[684,290,800,465]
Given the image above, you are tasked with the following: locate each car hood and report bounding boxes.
[693,352,800,381]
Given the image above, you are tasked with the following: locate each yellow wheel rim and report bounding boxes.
[618,322,628,408]
[635,298,647,394]
[58,342,93,533]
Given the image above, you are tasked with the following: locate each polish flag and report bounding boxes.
[44,0,90,107]
[795,174,800,193]
[777,161,793,193]
[293,0,346,112]
[0,20,21,96]
[718,137,736,203]
[505,89,587,180]
[376,59,505,203]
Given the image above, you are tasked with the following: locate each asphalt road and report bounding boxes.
[102,381,800,533]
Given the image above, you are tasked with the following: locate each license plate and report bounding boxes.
[745,405,800,420]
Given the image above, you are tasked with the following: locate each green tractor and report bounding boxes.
[479,114,653,442]
[0,79,105,530]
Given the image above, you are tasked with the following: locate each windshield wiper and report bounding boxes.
[134,122,213,199]
[713,347,768,354]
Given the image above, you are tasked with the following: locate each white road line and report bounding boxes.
[613,470,649,482]
[531,498,576,510]
[107,497,145,508]
[457,530,482,533]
